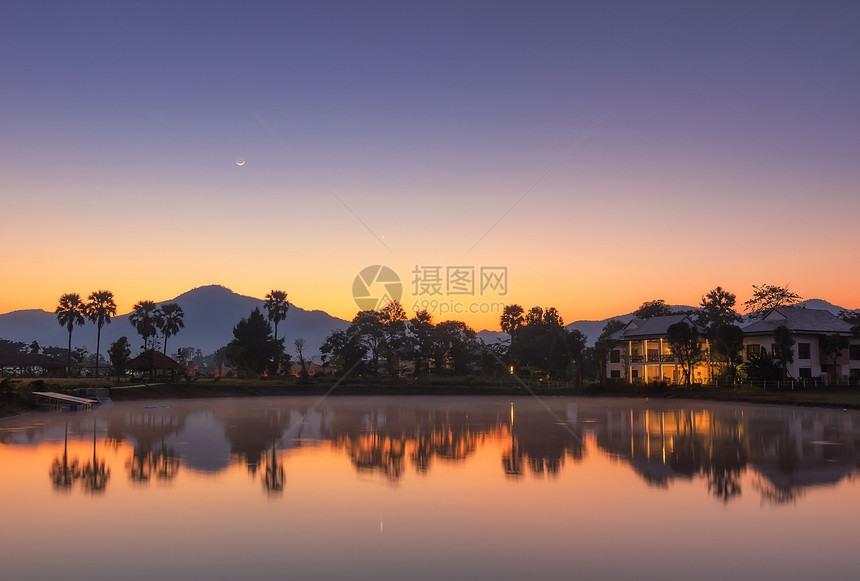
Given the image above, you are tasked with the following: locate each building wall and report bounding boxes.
[743,335,860,381]
[607,339,710,384]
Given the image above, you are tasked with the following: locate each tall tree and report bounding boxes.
[500,304,525,336]
[567,329,588,388]
[157,302,185,354]
[634,299,673,319]
[408,309,435,377]
[819,334,849,384]
[709,324,745,386]
[56,293,86,375]
[320,328,366,374]
[108,337,131,376]
[379,300,409,376]
[771,325,795,380]
[351,310,386,375]
[594,319,625,383]
[431,320,479,375]
[697,286,742,330]
[666,321,703,387]
[743,284,801,320]
[294,337,309,381]
[264,290,290,340]
[226,307,284,375]
[129,300,159,351]
[513,307,569,378]
[85,290,117,377]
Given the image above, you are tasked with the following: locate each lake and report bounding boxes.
[2,395,859,580]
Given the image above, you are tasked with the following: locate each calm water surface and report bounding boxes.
[2,396,859,580]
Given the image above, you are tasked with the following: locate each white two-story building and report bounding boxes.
[742,307,860,382]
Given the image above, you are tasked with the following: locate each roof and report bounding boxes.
[743,307,853,336]
[0,353,67,368]
[121,351,183,371]
[32,392,98,405]
[615,314,703,340]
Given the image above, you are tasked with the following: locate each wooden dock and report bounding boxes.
[32,392,99,412]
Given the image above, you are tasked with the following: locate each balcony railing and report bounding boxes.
[630,354,675,363]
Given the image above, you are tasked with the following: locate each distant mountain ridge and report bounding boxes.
[0,285,349,360]
[0,289,855,356]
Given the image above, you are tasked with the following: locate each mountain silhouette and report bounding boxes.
[1,290,855,356]
[0,285,349,359]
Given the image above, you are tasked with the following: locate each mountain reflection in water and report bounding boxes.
[2,396,858,504]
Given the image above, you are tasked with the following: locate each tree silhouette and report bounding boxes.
[500,304,525,336]
[55,293,86,375]
[567,329,588,387]
[226,307,284,375]
[697,286,742,330]
[743,283,801,320]
[666,321,703,387]
[85,290,117,377]
[709,324,745,385]
[771,325,795,380]
[129,300,159,351]
[264,290,290,340]
[408,309,434,377]
[108,336,131,375]
[594,319,625,383]
[157,302,185,354]
[500,304,525,369]
[634,299,673,319]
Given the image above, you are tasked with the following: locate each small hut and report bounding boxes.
[121,351,183,379]
[0,353,68,377]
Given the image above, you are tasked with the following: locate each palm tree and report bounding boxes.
[157,302,185,354]
[56,293,86,375]
[264,290,290,339]
[85,290,117,377]
[129,300,159,351]
[500,304,525,336]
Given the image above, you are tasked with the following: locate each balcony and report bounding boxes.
[630,354,675,363]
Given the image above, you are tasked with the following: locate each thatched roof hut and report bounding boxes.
[121,351,183,372]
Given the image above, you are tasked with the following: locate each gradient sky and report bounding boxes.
[2,0,858,330]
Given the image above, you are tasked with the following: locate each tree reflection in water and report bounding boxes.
[34,399,860,504]
[81,420,110,494]
[263,442,285,495]
[49,423,81,492]
[127,440,180,484]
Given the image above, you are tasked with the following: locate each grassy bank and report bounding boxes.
[3,375,860,418]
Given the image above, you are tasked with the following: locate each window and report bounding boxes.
[632,369,639,379]
[746,344,761,358]
[798,342,810,360]
[798,367,812,378]
[610,349,620,363]
[647,348,659,362]
[850,344,860,361]
[610,370,621,379]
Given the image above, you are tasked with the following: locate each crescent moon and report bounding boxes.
[235,159,245,166]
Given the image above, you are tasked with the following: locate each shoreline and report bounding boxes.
[4,378,860,419]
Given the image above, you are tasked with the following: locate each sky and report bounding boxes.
[2,0,858,330]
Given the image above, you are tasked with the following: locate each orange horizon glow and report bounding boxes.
[1,272,857,332]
